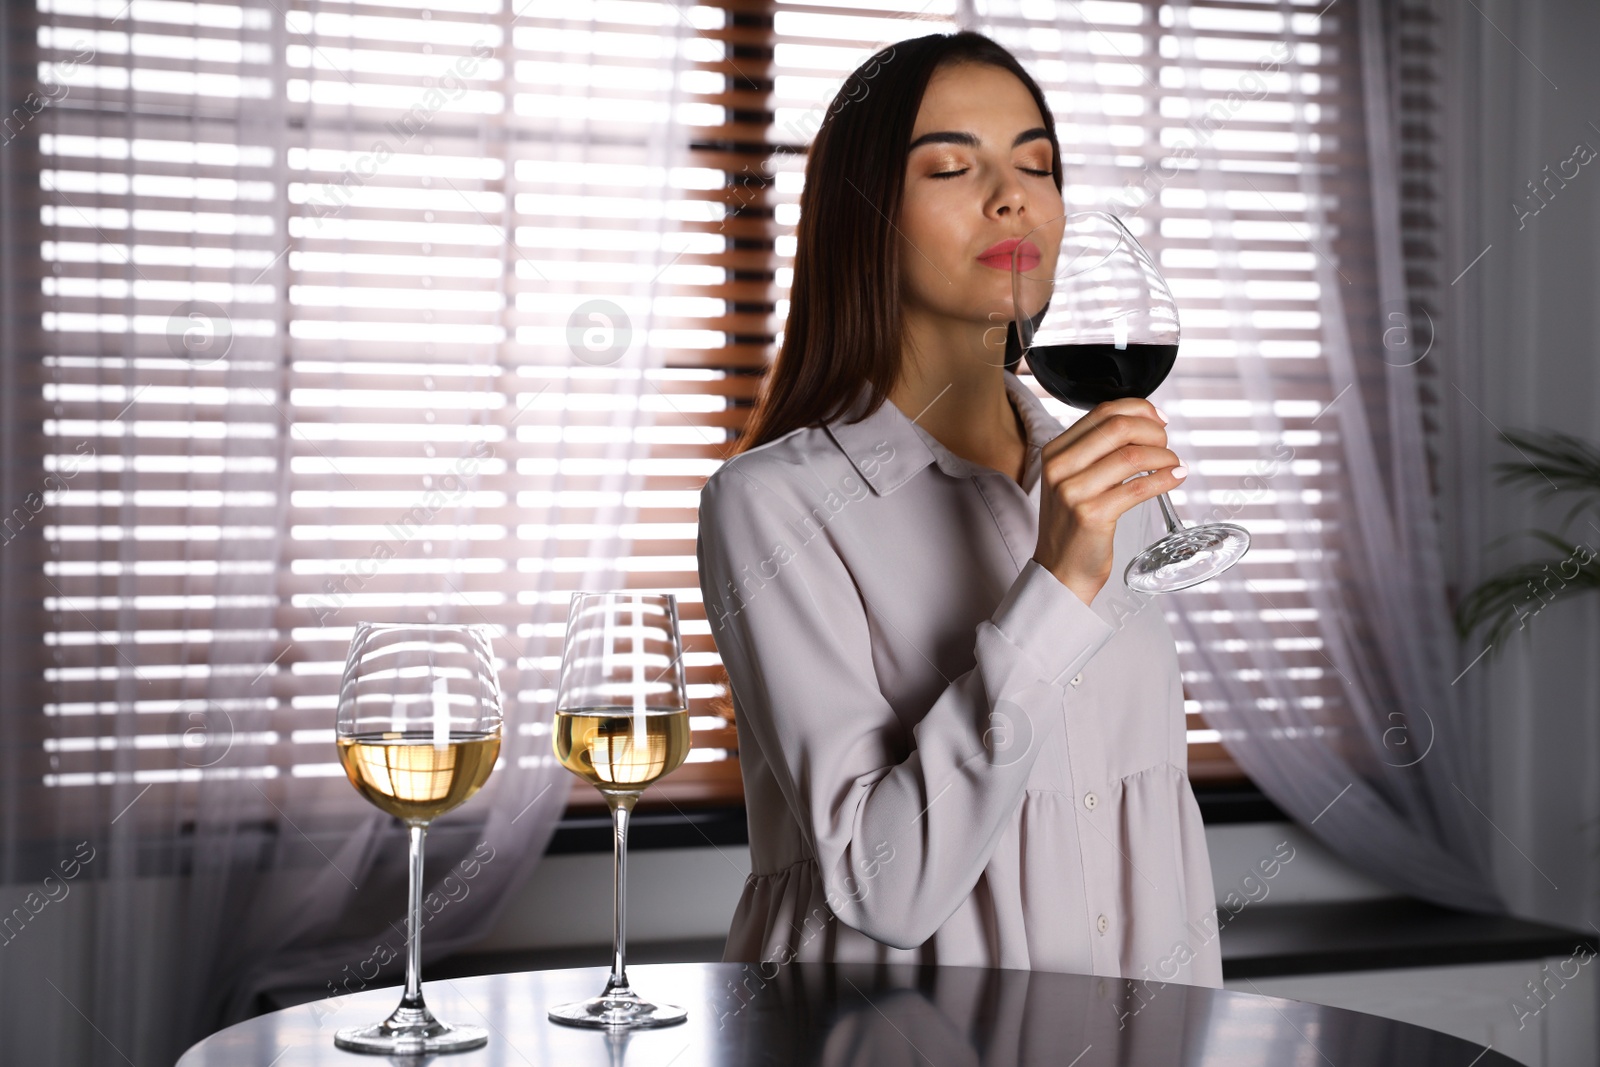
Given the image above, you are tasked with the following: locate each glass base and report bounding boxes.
[333,1004,488,1055]
[1125,522,1251,593]
[548,989,688,1030]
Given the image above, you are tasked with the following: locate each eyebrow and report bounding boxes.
[907,127,1051,152]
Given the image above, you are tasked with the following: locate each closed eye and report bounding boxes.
[930,166,1052,180]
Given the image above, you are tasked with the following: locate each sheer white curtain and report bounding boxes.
[960,0,1504,913]
[1166,0,1499,913]
[6,2,697,1064]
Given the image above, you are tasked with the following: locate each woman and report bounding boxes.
[695,30,1222,987]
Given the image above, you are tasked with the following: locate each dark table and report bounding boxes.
[179,961,1517,1066]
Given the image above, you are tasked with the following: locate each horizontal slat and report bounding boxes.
[26,0,1375,810]
[563,757,745,814]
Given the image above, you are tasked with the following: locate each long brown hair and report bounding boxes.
[733,30,1065,456]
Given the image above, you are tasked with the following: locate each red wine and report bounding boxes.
[1024,343,1177,410]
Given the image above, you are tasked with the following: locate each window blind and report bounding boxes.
[33,0,744,824]
[754,0,1372,781]
[31,0,1380,826]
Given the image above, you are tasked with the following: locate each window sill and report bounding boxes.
[546,781,1286,854]
[545,804,749,855]
[1221,897,1598,978]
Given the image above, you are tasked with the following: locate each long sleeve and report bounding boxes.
[696,458,1118,950]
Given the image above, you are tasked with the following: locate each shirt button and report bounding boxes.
[1097,913,1109,934]
[1083,792,1098,811]
[1070,672,1083,687]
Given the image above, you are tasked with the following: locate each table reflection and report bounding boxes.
[742,963,1190,1067]
[727,963,1502,1067]
[177,961,1517,1067]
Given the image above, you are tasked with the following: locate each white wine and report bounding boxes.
[338,731,501,823]
[554,708,691,792]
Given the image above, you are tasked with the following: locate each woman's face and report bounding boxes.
[897,62,1064,359]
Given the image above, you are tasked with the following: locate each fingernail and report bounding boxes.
[1172,465,1188,479]
[1154,405,1169,424]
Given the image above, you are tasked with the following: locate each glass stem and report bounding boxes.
[604,792,638,997]
[1156,490,1186,533]
[402,821,428,1010]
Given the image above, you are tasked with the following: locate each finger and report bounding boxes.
[1073,401,1169,460]
[1065,444,1181,500]
[1102,464,1187,516]
[1049,397,1166,452]
[1046,406,1166,465]
[1044,413,1168,480]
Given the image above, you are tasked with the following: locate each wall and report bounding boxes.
[467,821,1391,953]
[1234,962,1597,1067]
[1437,0,1600,936]
[0,874,187,1065]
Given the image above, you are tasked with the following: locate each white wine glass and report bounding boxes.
[333,622,503,1054]
[547,592,692,1029]
[1012,209,1251,592]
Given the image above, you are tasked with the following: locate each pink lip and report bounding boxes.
[977,238,1041,272]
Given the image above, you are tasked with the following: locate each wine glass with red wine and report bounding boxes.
[1011,210,1250,593]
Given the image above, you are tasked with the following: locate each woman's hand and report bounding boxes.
[1031,398,1185,607]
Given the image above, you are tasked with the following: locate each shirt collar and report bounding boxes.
[824,371,1064,497]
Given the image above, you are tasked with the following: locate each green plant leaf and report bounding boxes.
[1456,427,1600,662]
[1490,429,1600,530]
[1456,541,1600,649]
